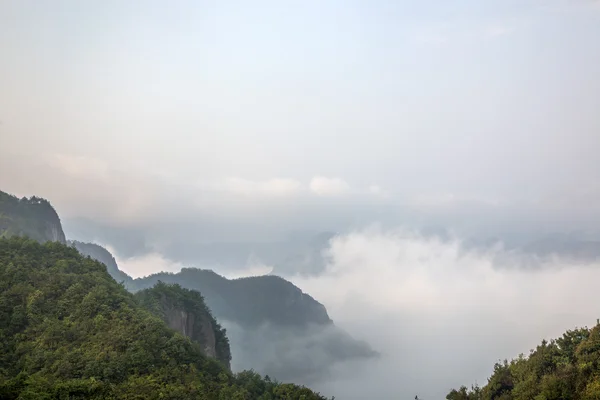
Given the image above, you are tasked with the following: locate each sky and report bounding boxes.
[1,0,600,236]
[2,1,600,398]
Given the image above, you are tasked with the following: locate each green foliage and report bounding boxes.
[0,191,66,243]
[0,237,330,399]
[447,324,600,400]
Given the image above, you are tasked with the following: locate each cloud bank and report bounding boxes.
[290,227,600,399]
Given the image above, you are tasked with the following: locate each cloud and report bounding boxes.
[108,247,184,279]
[407,192,505,209]
[367,184,389,199]
[219,261,274,280]
[222,177,302,197]
[309,176,350,197]
[48,153,110,180]
[290,227,600,399]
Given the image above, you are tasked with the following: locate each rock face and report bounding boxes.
[0,190,66,244]
[134,282,231,369]
[131,268,377,384]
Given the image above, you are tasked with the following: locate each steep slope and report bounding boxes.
[134,282,231,369]
[0,237,330,399]
[447,323,600,400]
[69,240,132,286]
[132,268,378,384]
[51,239,376,384]
[0,190,65,243]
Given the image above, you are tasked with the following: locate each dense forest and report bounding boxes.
[134,282,232,368]
[0,236,330,399]
[69,240,132,288]
[447,324,600,400]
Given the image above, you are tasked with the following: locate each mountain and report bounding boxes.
[447,323,600,400]
[0,190,66,244]
[74,241,377,384]
[1,190,374,389]
[64,216,334,277]
[0,236,330,399]
[131,269,331,328]
[69,240,132,287]
[134,282,232,369]
[130,268,377,384]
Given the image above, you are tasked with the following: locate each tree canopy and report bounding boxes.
[0,236,330,400]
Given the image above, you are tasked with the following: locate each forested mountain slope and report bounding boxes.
[0,237,330,399]
[69,240,132,287]
[447,323,600,400]
[131,268,377,384]
[134,282,232,369]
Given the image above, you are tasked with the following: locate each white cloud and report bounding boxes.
[48,153,110,180]
[223,177,303,197]
[220,261,274,280]
[309,176,350,197]
[407,192,504,209]
[367,184,389,199]
[109,247,184,278]
[291,227,600,399]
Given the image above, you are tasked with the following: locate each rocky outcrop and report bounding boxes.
[134,282,231,369]
[0,190,66,244]
[130,268,377,385]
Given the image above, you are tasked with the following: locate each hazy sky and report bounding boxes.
[2,2,600,398]
[2,0,599,234]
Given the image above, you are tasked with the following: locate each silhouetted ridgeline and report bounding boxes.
[69,240,132,288]
[131,269,332,328]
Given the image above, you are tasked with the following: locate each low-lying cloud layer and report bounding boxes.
[289,227,600,399]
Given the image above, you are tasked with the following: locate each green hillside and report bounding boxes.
[134,282,232,369]
[447,324,600,400]
[0,236,330,400]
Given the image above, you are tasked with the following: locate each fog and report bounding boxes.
[111,226,600,398]
[288,227,600,398]
[222,320,377,386]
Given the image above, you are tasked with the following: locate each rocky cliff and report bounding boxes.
[134,282,231,368]
[0,190,66,243]
[131,268,377,384]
